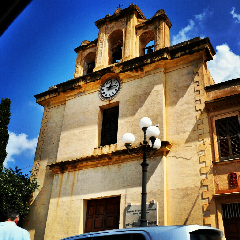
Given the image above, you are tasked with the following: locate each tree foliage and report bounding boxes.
[0,98,39,222]
[0,167,38,221]
[0,98,11,171]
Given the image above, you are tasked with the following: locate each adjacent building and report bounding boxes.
[24,4,240,240]
[205,78,240,239]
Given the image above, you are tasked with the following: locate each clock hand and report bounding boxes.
[107,80,114,90]
[109,80,113,88]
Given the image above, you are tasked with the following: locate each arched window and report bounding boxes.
[84,52,96,75]
[108,30,123,64]
[139,30,155,56]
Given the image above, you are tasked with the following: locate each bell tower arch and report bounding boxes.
[74,4,172,77]
[108,29,123,64]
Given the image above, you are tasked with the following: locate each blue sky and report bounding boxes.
[1,0,240,175]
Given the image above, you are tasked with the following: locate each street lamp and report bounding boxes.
[122,117,161,227]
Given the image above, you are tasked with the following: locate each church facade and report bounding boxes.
[24,4,240,240]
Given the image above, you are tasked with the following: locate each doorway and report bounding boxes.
[85,196,120,233]
[222,203,240,240]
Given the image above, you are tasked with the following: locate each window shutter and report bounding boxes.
[216,116,240,160]
[101,106,119,146]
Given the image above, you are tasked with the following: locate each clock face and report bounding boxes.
[99,79,122,100]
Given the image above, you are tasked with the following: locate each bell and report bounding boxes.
[87,61,95,74]
[112,46,122,63]
[147,47,153,54]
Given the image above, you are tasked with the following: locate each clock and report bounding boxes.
[99,78,122,100]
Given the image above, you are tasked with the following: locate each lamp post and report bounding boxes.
[122,117,161,227]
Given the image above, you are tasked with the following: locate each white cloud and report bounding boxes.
[172,9,211,45]
[208,44,240,83]
[231,7,240,23]
[4,132,38,167]
[195,9,208,21]
[172,9,240,84]
[195,12,206,21]
[195,8,213,29]
[172,20,195,45]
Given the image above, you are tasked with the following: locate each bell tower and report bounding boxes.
[73,4,172,78]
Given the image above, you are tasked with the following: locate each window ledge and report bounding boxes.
[93,144,118,155]
[214,191,240,196]
[214,158,240,164]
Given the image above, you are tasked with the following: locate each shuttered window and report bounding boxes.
[215,116,240,161]
[100,106,119,147]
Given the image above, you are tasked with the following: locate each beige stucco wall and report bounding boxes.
[56,68,165,162]
[26,52,214,240]
[165,60,207,225]
[25,104,66,239]
[44,157,165,239]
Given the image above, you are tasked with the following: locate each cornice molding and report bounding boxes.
[205,93,240,112]
[205,78,240,92]
[48,141,172,174]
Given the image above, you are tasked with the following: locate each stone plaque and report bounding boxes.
[125,202,158,228]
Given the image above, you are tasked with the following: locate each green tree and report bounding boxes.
[0,167,38,221]
[0,98,38,222]
[0,98,11,171]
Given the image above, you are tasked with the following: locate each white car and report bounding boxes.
[61,225,223,240]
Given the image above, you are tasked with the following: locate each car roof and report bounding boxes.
[61,225,223,240]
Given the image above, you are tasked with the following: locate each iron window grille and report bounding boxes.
[222,203,240,218]
[215,116,240,161]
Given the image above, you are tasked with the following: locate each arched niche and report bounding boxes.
[139,30,155,56]
[84,52,96,75]
[108,29,123,65]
